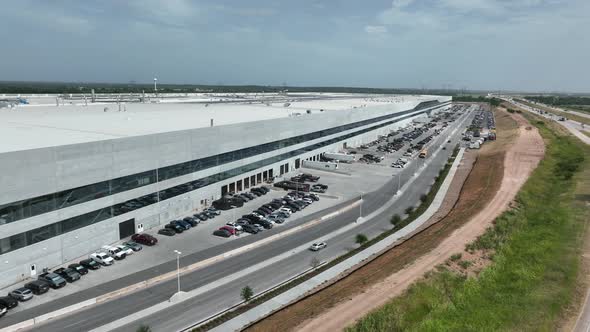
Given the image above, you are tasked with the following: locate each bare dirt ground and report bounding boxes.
[246,108,535,332]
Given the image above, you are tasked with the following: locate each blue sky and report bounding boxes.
[0,0,588,92]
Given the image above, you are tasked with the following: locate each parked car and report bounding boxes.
[242,193,256,200]
[195,213,209,221]
[158,228,176,236]
[123,241,143,252]
[116,244,134,256]
[101,245,126,260]
[171,220,191,230]
[8,288,32,302]
[309,242,327,251]
[91,252,115,266]
[242,224,259,234]
[274,211,290,219]
[183,217,200,227]
[0,296,18,310]
[278,207,292,215]
[219,225,236,235]
[226,222,243,232]
[79,259,101,270]
[267,215,285,224]
[38,272,67,289]
[54,268,81,283]
[68,263,89,275]
[24,280,50,295]
[213,229,232,238]
[252,224,265,232]
[131,233,158,246]
[165,223,184,234]
[205,207,221,215]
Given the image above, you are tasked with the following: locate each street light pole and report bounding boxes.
[174,250,182,293]
[356,192,363,223]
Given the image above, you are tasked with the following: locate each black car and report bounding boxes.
[24,280,50,295]
[68,263,89,275]
[259,186,270,193]
[258,220,273,229]
[158,228,176,236]
[183,217,199,227]
[195,213,209,221]
[213,229,231,238]
[171,220,191,230]
[254,209,270,217]
[286,202,302,212]
[165,223,184,233]
[251,188,266,195]
[249,189,263,197]
[259,206,273,214]
[79,259,101,270]
[242,224,259,234]
[38,273,67,289]
[242,192,256,200]
[203,211,216,219]
[0,296,19,309]
[54,268,81,283]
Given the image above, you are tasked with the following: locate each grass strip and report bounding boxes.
[347,112,589,332]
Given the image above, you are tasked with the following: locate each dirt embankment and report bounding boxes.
[246,108,531,332]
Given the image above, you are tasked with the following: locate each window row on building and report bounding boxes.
[0,108,430,256]
[0,101,444,225]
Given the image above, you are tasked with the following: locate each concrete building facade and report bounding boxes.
[0,95,450,288]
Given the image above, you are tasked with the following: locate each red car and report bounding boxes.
[218,226,236,235]
[131,233,158,246]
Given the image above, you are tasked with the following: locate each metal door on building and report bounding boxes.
[119,219,135,239]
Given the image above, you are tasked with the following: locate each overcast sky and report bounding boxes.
[1,0,588,92]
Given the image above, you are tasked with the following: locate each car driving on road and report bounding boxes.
[309,242,327,251]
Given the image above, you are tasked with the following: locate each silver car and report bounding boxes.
[10,287,33,301]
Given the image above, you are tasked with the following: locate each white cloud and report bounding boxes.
[364,25,387,34]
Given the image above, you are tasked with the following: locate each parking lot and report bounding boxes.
[0,105,470,317]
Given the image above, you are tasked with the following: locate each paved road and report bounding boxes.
[7,108,473,332]
[507,98,590,145]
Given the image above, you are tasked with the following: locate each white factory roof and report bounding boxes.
[0,93,434,153]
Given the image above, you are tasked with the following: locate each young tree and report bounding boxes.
[136,325,152,332]
[355,233,368,246]
[390,214,401,227]
[241,285,254,302]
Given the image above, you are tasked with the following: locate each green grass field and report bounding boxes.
[346,112,590,332]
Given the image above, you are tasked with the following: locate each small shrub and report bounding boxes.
[241,286,253,302]
[458,260,473,269]
[390,214,401,226]
[450,253,462,262]
[405,206,414,215]
[356,233,368,246]
[136,325,152,332]
[420,194,428,203]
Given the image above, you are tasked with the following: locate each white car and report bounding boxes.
[278,207,292,215]
[309,242,327,251]
[226,222,243,232]
[116,244,134,256]
[101,245,126,260]
[303,198,313,204]
[91,252,114,266]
